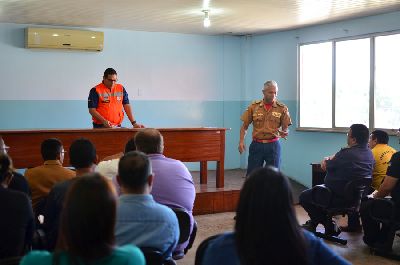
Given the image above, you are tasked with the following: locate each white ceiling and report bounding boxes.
[0,0,399,35]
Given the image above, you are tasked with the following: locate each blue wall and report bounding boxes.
[1,11,400,186]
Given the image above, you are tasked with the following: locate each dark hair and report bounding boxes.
[118,151,151,190]
[134,128,163,154]
[103,68,117,78]
[57,173,115,262]
[235,167,308,265]
[124,137,136,154]
[69,138,96,169]
[41,138,62,161]
[350,124,369,145]
[370,130,389,144]
[0,153,12,183]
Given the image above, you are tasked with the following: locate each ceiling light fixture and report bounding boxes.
[202,10,211,28]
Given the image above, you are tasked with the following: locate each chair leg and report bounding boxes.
[314,231,347,245]
[371,247,400,261]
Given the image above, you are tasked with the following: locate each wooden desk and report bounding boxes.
[311,163,325,186]
[1,128,227,188]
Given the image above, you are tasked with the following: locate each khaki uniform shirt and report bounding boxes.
[241,99,292,140]
[25,160,76,209]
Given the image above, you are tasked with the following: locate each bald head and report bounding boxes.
[134,128,164,154]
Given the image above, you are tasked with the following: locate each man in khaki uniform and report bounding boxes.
[238,80,291,176]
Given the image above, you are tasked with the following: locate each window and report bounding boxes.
[375,34,400,129]
[299,42,332,128]
[299,32,400,130]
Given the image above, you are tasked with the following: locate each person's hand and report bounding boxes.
[238,142,246,154]
[102,120,112,128]
[133,123,145,128]
[278,129,289,139]
[320,159,327,171]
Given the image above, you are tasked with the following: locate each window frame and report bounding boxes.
[297,30,400,135]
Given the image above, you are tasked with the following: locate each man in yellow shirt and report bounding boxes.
[368,130,396,192]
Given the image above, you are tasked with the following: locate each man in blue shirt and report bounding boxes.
[300,124,374,235]
[115,151,179,259]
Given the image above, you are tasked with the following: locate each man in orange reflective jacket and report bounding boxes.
[88,68,144,128]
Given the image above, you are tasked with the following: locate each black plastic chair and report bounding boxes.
[184,220,197,254]
[0,256,22,265]
[170,207,194,260]
[311,176,371,245]
[369,198,400,260]
[170,207,191,244]
[139,247,176,265]
[194,234,222,265]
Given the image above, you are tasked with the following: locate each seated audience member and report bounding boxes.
[135,128,196,255]
[360,129,400,251]
[368,130,396,193]
[200,167,351,265]
[300,124,374,234]
[21,173,145,265]
[0,153,34,259]
[44,138,97,250]
[96,137,136,194]
[25,138,75,210]
[115,151,179,259]
[0,136,30,196]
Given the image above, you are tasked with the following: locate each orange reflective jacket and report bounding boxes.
[92,83,124,126]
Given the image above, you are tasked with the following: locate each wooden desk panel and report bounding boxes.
[311,163,325,186]
[1,128,227,188]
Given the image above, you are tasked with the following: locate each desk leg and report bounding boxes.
[200,161,207,184]
[216,161,224,188]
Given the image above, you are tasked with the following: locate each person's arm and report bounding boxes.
[238,122,248,154]
[279,107,292,138]
[25,197,35,250]
[320,154,336,171]
[238,106,252,154]
[89,108,111,128]
[373,175,398,198]
[122,87,144,128]
[122,104,143,128]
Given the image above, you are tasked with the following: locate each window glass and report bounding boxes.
[335,38,370,127]
[299,42,332,128]
[375,34,400,129]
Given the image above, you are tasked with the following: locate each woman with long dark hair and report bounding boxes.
[21,173,145,265]
[0,153,34,259]
[201,167,350,265]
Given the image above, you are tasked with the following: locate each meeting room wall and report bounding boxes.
[0,23,242,169]
[242,11,400,187]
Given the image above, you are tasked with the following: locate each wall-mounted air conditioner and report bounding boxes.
[25,27,104,51]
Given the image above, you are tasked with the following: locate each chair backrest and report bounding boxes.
[369,198,397,223]
[194,234,223,265]
[311,177,371,211]
[170,207,191,244]
[0,256,22,265]
[342,176,371,210]
[139,247,167,265]
[184,220,197,254]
